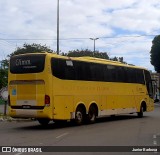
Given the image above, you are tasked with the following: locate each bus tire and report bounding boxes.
[88,106,97,123]
[137,105,143,118]
[53,120,67,125]
[37,118,50,126]
[75,107,85,125]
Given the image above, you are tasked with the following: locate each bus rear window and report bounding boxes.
[10,54,46,74]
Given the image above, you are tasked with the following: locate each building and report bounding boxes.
[151,72,160,100]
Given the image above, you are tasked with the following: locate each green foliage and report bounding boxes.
[0,44,128,89]
[62,49,109,60]
[0,59,8,88]
[0,43,54,89]
[110,56,127,64]
[62,49,127,64]
[150,35,160,72]
[8,43,54,57]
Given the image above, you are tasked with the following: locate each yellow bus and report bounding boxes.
[8,52,154,125]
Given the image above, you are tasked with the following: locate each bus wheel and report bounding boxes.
[37,118,50,126]
[88,106,97,123]
[75,107,85,125]
[137,105,143,118]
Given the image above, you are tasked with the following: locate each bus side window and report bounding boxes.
[51,58,66,79]
[74,61,91,81]
[117,67,126,82]
[136,69,145,84]
[126,68,137,83]
[107,65,117,82]
[104,65,109,82]
[144,70,153,98]
[74,61,85,80]
[65,60,76,80]
[51,58,76,80]
[90,63,104,81]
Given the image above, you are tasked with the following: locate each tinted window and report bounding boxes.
[51,58,145,84]
[10,54,46,74]
[51,58,65,79]
[90,63,104,81]
[51,58,76,80]
[117,67,126,82]
[126,68,136,83]
[144,70,153,98]
[136,69,145,84]
[144,70,151,83]
[74,61,91,81]
[107,65,117,82]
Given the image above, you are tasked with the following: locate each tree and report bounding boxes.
[62,49,128,64]
[62,49,109,60]
[5,43,54,69]
[110,56,127,64]
[8,43,54,57]
[110,56,118,61]
[0,43,54,89]
[150,35,160,72]
[0,59,8,88]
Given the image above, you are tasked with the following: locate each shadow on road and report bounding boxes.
[15,114,148,131]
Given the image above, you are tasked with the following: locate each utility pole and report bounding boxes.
[57,0,60,54]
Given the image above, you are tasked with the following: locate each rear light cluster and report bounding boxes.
[45,95,50,107]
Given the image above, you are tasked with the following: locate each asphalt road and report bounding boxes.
[0,104,160,155]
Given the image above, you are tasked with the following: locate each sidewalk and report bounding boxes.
[155,102,160,107]
[0,103,8,115]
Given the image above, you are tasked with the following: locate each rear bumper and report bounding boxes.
[8,107,52,119]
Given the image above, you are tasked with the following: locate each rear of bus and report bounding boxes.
[8,53,53,122]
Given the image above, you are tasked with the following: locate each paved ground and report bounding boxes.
[0,104,160,155]
[0,102,8,115]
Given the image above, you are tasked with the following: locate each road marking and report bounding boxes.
[153,135,157,139]
[15,153,23,155]
[153,140,157,145]
[56,132,69,139]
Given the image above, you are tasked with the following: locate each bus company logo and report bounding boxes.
[16,59,31,66]
[2,147,11,152]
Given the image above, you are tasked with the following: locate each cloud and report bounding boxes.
[109,2,160,34]
[0,0,160,71]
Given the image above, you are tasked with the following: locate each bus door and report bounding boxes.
[144,70,154,110]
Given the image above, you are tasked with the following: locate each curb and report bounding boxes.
[0,115,35,122]
[155,103,160,106]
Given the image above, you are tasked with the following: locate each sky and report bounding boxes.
[0,0,160,71]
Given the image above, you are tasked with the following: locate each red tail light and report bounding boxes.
[45,95,50,107]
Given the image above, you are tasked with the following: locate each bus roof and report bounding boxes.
[47,53,146,70]
[11,52,147,70]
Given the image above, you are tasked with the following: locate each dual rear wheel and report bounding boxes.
[75,105,97,125]
[38,105,98,126]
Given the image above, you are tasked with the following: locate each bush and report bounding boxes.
[0,98,4,104]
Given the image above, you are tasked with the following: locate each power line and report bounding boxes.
[0,34,157,41]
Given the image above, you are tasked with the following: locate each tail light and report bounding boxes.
[45,95,50,107]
